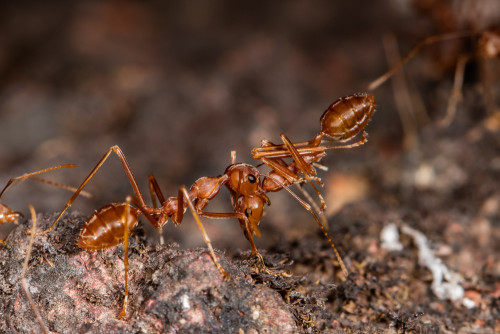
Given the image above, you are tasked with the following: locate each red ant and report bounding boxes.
[34,93,375,317]
[368,27,500,127]
[0,164,82,244]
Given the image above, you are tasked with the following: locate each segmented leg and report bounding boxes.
[148,174,167,243]
[35,146,147,236]
[148,174,165,209]
[439,53,474,127]
[180,186,230,278]
[0,164,77,199]
[266,174,348,277]
[119,196,132,318]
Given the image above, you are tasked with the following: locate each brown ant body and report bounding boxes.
[35,93,375,317]
[368,27,500,126]
[252,94,374,203]
[0,164,79,244]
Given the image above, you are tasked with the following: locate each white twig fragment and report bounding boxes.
[380,223,403,251]
[462,297,475,309]
[401,225,464,301]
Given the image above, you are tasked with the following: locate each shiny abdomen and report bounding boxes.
[78,203,140,250]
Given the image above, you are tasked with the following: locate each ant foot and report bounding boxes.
[220,269,231,280]
[253,253,292,277]
[214,262,231,279]
[119,302,128,319]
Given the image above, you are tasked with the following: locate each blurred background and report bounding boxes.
[1,0,499,253]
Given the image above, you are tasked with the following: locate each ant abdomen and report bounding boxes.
[78,203,140,250]
[320,94,375,142]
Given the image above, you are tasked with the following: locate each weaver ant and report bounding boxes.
[34,93,375,317]
[0,164,82,244]
[368,27,500,126]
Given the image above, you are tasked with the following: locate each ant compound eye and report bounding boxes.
[248,174,257,183]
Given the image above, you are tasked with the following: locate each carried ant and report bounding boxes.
[34,93,375,317]
[368,27,500,127]
[0,164,86,244]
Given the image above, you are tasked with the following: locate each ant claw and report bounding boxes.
[219,268,231,279]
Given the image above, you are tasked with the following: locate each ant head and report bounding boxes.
[320,94,375,142]
[234,195,265,237]
[224,163,266,198]
[0,203,22,224]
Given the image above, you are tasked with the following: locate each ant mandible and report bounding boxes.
[0,164,80,244]
[368,27,500,127]
[34,93,375,317]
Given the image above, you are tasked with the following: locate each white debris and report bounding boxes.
[462,297,476,309]
[414,163,436,189]
[401,225,464,302]
[181,294,191,312]
[380,223,403,251]
[251,306,260,320]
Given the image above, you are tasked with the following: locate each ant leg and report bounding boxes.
[239,217,273,275]
[148,175,167,243]
[368,31,478,91]
[195,210,259,254]
[119,196,133,318]
[148,174,166,209]
[296,183,329,229]
[36,146,147,236]
[268,175,348,277]
[279,133,327,211]
[22,205,48,333]
[1,164,79,230]
[27,176,92,198]
[382,32,419,150]
[0,164,77,199]
[198,211,283,275]
[439,53,474,127]
[320,131,369,150]
[179,186,230,279]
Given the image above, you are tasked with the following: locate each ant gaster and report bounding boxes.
[34,93,375,317]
